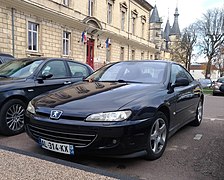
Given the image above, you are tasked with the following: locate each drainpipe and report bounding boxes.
[127,0,130,60]
[11,8,15,56]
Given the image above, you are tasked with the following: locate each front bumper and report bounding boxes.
[25,112,154,157]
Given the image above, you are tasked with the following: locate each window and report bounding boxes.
[63,0,69,6]
[141,15,146,38]
[88,0,94,16]
[142,22,145,38]
[171,64,194,84]
[63,31,71,55]
[141,52,144,60]
[106,46,111,62]
[28,22,39,51]
[120,47,124,61]
[107,1,113,24]
[132,17,136,35]
[120,2,127,31]
[41,60,67,78]
[131,50,135,60]
[131,10,138,35]
[121,11,125,31]
[68,61,89,78]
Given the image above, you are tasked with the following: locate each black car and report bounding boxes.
[0,53,14,64]
[25,60,204,160]
[0,57,93,136]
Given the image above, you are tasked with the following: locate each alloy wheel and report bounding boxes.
[6,104,25,132]
[149,118,167,154]
[197,101,203,123]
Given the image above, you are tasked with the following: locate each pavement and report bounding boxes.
[0,145,136,180]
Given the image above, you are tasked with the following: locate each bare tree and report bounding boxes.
[196,8,224,78]
[214,45,224,76]
[170,24,197,71]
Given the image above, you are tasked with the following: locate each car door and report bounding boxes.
[67,61,91,83]
[34,60,72,95]
[170,64,197,127]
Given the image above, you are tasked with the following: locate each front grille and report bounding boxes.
[27,124,97,147]
[36,112,84,121]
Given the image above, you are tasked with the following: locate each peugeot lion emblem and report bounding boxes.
[50,110,63,120]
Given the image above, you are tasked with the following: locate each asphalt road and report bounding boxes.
[0,95,224,180]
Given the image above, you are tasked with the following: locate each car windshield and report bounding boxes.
[86,61,167,84]
[0,59,43,78]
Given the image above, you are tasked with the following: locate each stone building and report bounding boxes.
[0,0,156,69]
[149,5,181,60]
[0,0,180,69]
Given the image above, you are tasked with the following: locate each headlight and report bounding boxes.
[86,110,132,122]
[27,101,35,114]
[214,85,219,89]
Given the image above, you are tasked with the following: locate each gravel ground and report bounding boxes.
[0,149,117,180]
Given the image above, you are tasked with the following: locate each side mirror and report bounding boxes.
[168,78,189,94]
[173,78,189,87]
[37,72,53,81]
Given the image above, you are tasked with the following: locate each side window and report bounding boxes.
[41,60,67,79]
[68,62,89,78]
[171,64,191,84]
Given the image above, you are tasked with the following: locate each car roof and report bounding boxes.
[10,57,87,64]
[114,60,174,64]
[0,53,14,58]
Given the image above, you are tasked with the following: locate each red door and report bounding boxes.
[86,40,94,69]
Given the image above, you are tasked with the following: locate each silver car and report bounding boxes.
[212,77,224,95]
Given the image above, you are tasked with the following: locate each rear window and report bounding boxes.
[217,78,224,83]
[0,55,14,64]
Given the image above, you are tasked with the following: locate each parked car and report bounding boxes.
[198,78,212,88]
[0,53,14,64]
[0,57,93,136]
[25,60,204,160]
[212,77,224,95]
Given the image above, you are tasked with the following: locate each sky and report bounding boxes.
[147,0,224,30]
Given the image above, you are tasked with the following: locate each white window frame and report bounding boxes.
[107,0,113,24]
[88,0,94,16]
[63,31,71,56]
[141,52,144,60]
[121,10,125,31]
[63,0,69,6]
[28,21,39,52]
[142,22,145,38]
[131,49,135,60]
[132,17,136,35]
[120,47,124,61]
[106,46,111,62]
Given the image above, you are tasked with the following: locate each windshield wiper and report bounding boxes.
[0,75,8,78]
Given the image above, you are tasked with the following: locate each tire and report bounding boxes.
[0,99,26,136]
[145,111,168,160]
[191,99,203,126]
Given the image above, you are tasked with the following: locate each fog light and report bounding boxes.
[112,139,117,144]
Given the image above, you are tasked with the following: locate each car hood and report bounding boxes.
[34,81,164,117]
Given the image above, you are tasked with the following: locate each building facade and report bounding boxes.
[0,0,161,69]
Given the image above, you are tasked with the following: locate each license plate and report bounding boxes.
[39,138,74,155]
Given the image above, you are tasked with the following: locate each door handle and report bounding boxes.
[64,81,72,85]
